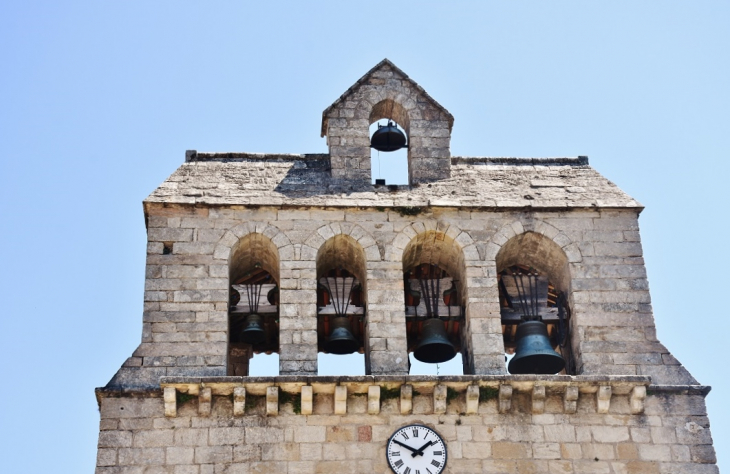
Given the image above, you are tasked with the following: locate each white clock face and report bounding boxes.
[386,424,447,474]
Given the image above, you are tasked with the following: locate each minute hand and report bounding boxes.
[392,439,419,454]
[411,440,435,457]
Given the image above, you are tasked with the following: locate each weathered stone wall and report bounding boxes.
[95,377,717,474]
[106,204,695,389]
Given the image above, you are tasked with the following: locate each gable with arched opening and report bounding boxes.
[321,59,454,185]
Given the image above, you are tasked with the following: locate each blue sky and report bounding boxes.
[1,1,728,472]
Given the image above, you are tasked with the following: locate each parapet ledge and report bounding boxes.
[185,150,329,163]
[451,156,589,166]
[96,376,713,417]
[154,374,649,396]
[649,384,712,396]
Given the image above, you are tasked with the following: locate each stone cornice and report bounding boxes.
[92,375,715,419]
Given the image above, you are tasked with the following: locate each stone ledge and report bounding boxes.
[96,376,713,418]
[186,151,330,163]
[113,374,656,417]
[649,384,712,396]
[184,151,589,167]
[451,156,589,166]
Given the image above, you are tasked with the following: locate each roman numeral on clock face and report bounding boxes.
[404,468,411,474]
[433,451,442,456]
[431,460,441,468]
[412,427,419,437]
[394,459,404,468]
[401,432,409,440]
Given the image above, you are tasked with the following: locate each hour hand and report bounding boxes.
[392,439,418,454]
[411,440,434,457]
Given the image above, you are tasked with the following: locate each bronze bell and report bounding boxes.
[325,317,359,355]
[414,318,457,363]
[240,313,266,345]
[370,121,407,152]
[508,320,565,375]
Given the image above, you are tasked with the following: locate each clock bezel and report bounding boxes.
[385,424,448,474]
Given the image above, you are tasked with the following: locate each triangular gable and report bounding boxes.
[321,58,454,137]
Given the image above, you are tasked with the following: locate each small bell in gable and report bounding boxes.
[370,120,407,152]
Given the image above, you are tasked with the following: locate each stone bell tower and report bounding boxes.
[95,59,718,474]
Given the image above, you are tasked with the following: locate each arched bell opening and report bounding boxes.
[228,233,280,376]
[402,231,466,375]
[496,232,576,375]
[315,235,367,375]
[369,99,410,185]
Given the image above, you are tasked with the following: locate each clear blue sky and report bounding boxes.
[1,2,728,472]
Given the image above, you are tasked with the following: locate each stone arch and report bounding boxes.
[487,219,583,290]
[316,234,368,292]
[401,229,468,373]
[358,95,418,185]
[229,232,281,286]
[494,230,577,375]
[226,231,282,376]
[494,231,571,293]
[401,230,468,303]
[315,234,369,361]
[305,222,381,264]
[369,98,412,134]
[390,221,476,264]
[214,221,293,263]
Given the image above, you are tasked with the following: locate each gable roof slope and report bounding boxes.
[321,58,455,137]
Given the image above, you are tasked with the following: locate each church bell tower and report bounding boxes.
[95,59,718,474]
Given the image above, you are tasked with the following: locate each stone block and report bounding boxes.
[532,385,546,414]
[638,444,672,462]
[367,385,380,414]
[466,385,479,414]
[194,446,233,464]
[499,384,513,413]
[173,428,208,446]
[597,386,612,413]
[294,426,326,444]
[245,427,284,444]
[133,429,173,448]
[198,387,211,416]
[462,442,493,459]
[262,443,300,461]
[96,448,117,467]
[166,447,194,465]
[300,385,313,415]
[334,386,347,415]
[434,384,447,414]
[98,430,133,448]
[233,386,246,416]
[400,384,413,415]
[209,427,245,445]
[564,386,579,414]
[148,228,193,242]
[492,441,530,459]
[266,386,279,416]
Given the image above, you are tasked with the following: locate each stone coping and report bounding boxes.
[96,375,655,398]
[157,374,649,389]
[95,376,713,417]
[95,376,714,400]
[185,150,589,167]
[186,151,329,162]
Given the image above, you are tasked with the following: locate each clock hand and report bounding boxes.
[392,439,418,454]
[411,440,435,457]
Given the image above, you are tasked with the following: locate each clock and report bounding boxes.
[386,424,447,474]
